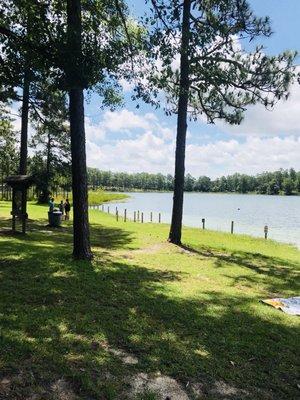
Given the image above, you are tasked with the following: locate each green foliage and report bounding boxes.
[0,112,18,196]
[282,177,294,196]
[87,167,300,195]
[0,0,139,97]
[137,0,297,122]
[28,83,71,202]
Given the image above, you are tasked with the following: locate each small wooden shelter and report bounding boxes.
[5,175,33,234]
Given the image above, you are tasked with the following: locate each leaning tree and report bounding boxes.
[139,0,297,244]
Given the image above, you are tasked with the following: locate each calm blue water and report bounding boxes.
[102,192,300,248]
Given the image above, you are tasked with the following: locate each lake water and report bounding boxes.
[105,192,300,248]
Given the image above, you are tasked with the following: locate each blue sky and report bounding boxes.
[83,1,300,178]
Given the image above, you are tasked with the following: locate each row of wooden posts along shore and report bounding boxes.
[89,204,161,224]
[89,204,270,240]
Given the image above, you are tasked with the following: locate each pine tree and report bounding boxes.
[140,0,297,244]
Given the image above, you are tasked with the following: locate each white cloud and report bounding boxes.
[10,112,21,132]
[85,108,175,143]
[118,78,134,92]
[87,133,300,178]
[102,109,155,132]
[160,126,174,140]
[8,105,35,139]
[8,96,300,180]
[85,117,106,141]
[186,136,300,177]
[87,131,175,173]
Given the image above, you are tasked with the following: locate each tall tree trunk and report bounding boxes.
[69,88,91,259]
[46,132,51,179]
[1,161,4,199]
[44,132,51,201]
[168,0,191,245]
[39,132,52,203]
[67,0,92,260]
[19,69,30,175]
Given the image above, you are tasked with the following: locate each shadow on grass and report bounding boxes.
[0,215,134,253]
[0,218,299,399]
[180,244,300,295]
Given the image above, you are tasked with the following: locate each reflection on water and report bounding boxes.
[104,192,300,247]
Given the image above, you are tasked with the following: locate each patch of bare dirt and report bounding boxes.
[190,379,250,399]
[133,243,173,255]
[51,379,76,400]
[109,347,139,365]
[0,377,11,396]
[93,340,139,365]
[129,372,189,399]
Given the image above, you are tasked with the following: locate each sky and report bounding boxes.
[12,0,300,178]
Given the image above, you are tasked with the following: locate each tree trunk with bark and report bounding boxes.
[19,69,30,175]
[67,0,92,260]
[168,0,191,245]
[69,88,92,260]
[1,162,4,199]
[39,131,52,203]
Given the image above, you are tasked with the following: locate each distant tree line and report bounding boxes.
[87,168,300,196]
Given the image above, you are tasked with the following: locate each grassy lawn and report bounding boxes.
[52,189,128,205]
[0,201,299,399]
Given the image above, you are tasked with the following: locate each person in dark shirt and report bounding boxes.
[59,200,65,219]
[64,199,71,220]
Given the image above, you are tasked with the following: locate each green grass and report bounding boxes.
[0,201,299,399]
[52,189,128,205]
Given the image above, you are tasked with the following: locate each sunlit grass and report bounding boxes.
[0,202,299,399]
[53,189,128,205]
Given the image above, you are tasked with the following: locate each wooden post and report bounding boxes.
[116,209,118,221]
[150,211,153,222]
[101,204,104,211]
[158,213,161,223]
[124,209,127,222]
[141,212,144,223]
[137,210,140,221]
[264,225,268,239]
[134,211,136,222]
[231,221,234,234]
[202,218,205,230]
[107,206,110,214]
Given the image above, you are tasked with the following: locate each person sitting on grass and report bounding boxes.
[64,199,71,220]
